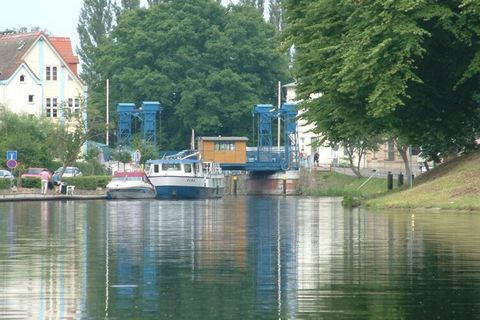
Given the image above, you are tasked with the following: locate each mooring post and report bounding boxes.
[398,172,404,187]
[387,171,393,191]
[233,176,237,196]
[283,176,287,195]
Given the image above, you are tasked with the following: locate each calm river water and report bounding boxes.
[0,197,479,319]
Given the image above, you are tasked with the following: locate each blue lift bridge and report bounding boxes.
[117,101,162,146]
[244,102,299,173]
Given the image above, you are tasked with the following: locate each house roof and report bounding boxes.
[282,82,296,88]
[48,36,79,76]
[0,32,81,81]
[0,32,40,80]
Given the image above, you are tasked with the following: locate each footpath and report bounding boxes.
[0,188,106,202]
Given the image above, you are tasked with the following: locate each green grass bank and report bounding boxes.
[366,150,480,211]
[298,170,388,199]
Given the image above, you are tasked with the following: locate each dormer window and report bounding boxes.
[19,75,25,83]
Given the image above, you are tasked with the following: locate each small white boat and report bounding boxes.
[146,152,224,199]
[106,171,156,199]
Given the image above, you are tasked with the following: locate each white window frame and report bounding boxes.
[46,97,58,118]
[46,66,57,81]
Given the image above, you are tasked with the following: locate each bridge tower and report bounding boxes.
[117,103,136,146]
[140,101,161,145]
[116,101,161,146]
[253,104,275,162]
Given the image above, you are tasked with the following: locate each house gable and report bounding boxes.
[0,32,39,81]
[1,63,43,116]
[0,32,86,120]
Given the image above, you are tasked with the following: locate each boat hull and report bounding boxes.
[106,187,156,199]
[149,175,224,199]
[154,185,224,199]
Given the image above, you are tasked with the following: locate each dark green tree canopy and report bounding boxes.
[285,0,480,162]
[94,0,288,149]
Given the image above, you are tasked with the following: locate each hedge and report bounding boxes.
[62,176,111,190]
[0,179,14,189]
[21,178,41,188]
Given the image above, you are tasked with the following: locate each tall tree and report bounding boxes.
[285,0,480,179]
[120,0,140,10]
[0,107,53,170]
[45,97,106,177]
[268,0,285,33]
[77,0,116,86]
[239,0,265,15]
[96,0,288,149]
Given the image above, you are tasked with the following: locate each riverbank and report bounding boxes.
[297,169,388,197]
[365,150,480,211]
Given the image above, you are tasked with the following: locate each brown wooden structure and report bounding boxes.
[198,137,248,164]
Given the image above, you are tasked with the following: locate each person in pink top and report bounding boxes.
[40,169,50,195]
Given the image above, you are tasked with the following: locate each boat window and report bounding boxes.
[162,163,181,171]
[184,164,192,173]
[153,164,159,173]
[128,177,142,181]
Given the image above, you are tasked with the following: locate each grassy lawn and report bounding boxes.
[304,171,389,198]
[366,151,480,211]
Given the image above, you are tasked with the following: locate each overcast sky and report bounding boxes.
[0,0,237,54]
[0,0,83,49]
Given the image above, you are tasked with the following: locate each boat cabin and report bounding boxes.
[146,159,222,177]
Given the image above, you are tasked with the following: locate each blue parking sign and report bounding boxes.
[6,150,17,161]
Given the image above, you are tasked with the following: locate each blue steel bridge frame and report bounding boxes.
[117,101,162,146]
[235,102,299,173]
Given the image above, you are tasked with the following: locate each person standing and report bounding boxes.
[40,169,50,195]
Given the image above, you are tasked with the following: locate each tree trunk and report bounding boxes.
[397,144,412,185]
[346,149,362,178]
[423,161,430,171]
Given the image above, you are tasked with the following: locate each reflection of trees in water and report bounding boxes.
[2,200,480,319]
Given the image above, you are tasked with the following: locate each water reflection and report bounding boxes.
[0,198,480,319]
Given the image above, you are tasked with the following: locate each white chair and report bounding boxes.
[66,185,75,195]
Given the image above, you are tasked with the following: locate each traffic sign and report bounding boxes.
[6,150,17,161]
[6,159,17,169]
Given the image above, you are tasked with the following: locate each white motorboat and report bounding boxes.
[146,152,224,199]
[106,171,156,199]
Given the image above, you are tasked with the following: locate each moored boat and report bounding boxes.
[106,171,156,199]
[146,153,224,199]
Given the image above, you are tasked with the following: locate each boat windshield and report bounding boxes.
[112,176,143,181]
[162,163,181,171]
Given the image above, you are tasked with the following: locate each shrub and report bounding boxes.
[21,178,41,188]
[76,161,107,176]
[62,176,111,190]
[0,179,13,189]
[342,193,361,208]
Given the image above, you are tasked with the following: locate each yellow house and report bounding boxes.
[0,32,86,123]
[198,137,248,164]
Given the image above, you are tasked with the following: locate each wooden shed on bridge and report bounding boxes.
[198,136,248,165]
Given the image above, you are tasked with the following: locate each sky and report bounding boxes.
[0,0,84,50]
